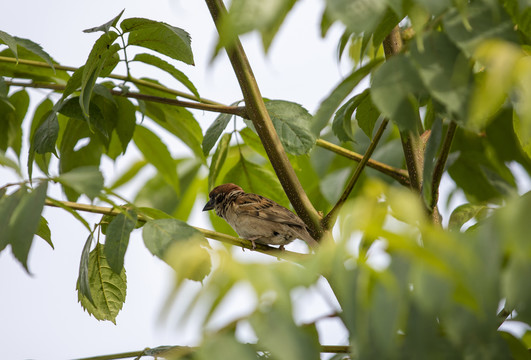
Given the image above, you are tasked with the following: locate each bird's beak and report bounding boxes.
[202,199,215,211]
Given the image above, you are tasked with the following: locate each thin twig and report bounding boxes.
[204,0,323,240]
[323,119,389,230]
[316,139,410,186]
[43,199,308,261]
[5,80,247,117]
[429,121,457,210]
[0,55,220,105]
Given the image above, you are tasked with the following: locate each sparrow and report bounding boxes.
[202,183,319,251]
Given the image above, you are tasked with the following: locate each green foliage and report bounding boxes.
[2,1,531,358]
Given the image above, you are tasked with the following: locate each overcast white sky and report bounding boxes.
[0,1,352,359]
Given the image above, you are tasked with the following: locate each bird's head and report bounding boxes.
[202,183,243,212]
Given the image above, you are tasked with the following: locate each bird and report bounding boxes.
[202,183,319,251]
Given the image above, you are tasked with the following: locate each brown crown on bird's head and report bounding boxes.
[202,183,243,211]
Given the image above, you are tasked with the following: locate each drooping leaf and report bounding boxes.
[202,111,234,156]
[121,18,194,65]
[218,0,297,51]
[36,216,53,249]
[83,9,125,34]
[0,189,24,252]
[355,90,380,139]
[313,59,383,134]
[114,97,137,153]
[371,55,426,132]
[8,182,48,272]
[77,243,127,324]
[104,209,137,273]
[448,204,489,232]
[133,125,180,195]
[11,36,55,70]
[209,133,232,190]
[56,166,104,200]
[59,96,109,142]
[109,159,147,190]
[444,1,518,57]
[80,32,119,119]
[0,30,18,59]
[410,32,471,123]
[0,151,22,177]
[325,0,388,35]
[45,197,91,232]
[332,90,369,143]
[132,53,199,98]
[77,234,95,305]
[32,110,59,154]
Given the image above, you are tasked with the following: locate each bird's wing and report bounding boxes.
[233,193,306,227]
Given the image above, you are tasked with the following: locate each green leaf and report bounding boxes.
[142,218,205,258]
[332,90,369,143]
[121,18,194,65]
[0,151,22,177]
[12,36,55,70]
[356,90,380,139]
[109,159,147,190]
[313,58,383,134]
[132,53,199,98]
[448,204,489,232]
[45,197,91,232]
[239,127,268,158]
[0,30,18,59]
[223,156,289,207]
[202,112,234,156]
[219,0,297,51]
[443,1,518,57]
[410,32,471,122]
[80,32,119,119]
[325,0,388,35]
[371,55,426,132]
[32,110,59,154]
[133,125,180,195]
[136,81,205,162]
[77,243,127,324]
[56,166,104,200]
[114,97,137,153]
[8,182,48,272]
[143,219,210,282]
[77,234,95,305]
[0,189,24,252]
[83,9,125,34]
[264,100,316,155]
[209,133,232,190]
[104,209,137,273]
[499,331,531,360]
[59,96,109,142]
[36,216,53,249]
[514,110,531,159]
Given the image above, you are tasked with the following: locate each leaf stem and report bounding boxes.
[204,0,323,239]
[0,55,219,105]
[322,119,389,229]
[316,139,410,186]
[4,80,247,117]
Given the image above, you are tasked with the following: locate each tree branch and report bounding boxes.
[204,0,323,239]
[0,55,220,105]
[316,139,410,186]
[383,26,424,193]
[429,121,457,214]
[5,80,247,118]
[71,344,351,360]
[43,199,308,261]
[322,119,389,230]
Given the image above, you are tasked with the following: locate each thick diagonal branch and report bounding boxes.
[204,0,322,239]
